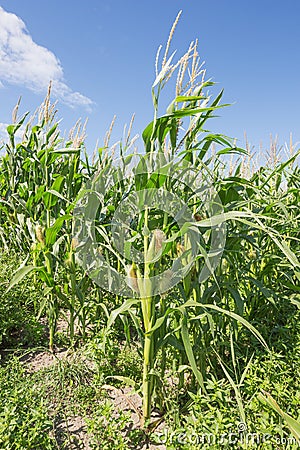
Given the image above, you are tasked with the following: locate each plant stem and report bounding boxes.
[142,314,153,423]
[44,250,56,352]
[69,249,76,342]
[141,206,155,425]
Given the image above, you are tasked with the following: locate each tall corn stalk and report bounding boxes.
[2,90,93,350]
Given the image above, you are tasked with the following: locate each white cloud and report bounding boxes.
[0,122,8,142]
[0,7,93,109]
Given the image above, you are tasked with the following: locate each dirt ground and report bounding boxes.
[19,317,167,450]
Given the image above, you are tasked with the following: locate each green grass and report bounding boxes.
[0,358,54,450]
[0,251,47,351]
[0,252,299,448]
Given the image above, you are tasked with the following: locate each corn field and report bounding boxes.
[0,18,299,440]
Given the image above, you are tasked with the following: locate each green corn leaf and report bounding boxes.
[175,95,206,102]
[182,300,268,350]
[258,391,300,441]
[291,299,300,309]
[46,123,58,143]
[227,287,245,315]
[145,312,172,335]
[6,112,29,137]
[45,214,72,246]
[6,265,41,292]
[107,299,140,330]
[181,314,206,393]
[192,210,300,269]
[216,354,246,423]
[171,104,229,118]
[51,148,81,154]
[51,175,65,193]
[217,146,248,156]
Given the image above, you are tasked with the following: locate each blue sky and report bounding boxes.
[0,1,300,159]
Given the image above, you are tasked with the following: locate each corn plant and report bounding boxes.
[2,93,96,350]
[72,18,298,427]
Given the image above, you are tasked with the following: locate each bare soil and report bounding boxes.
[18,316,167,449]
